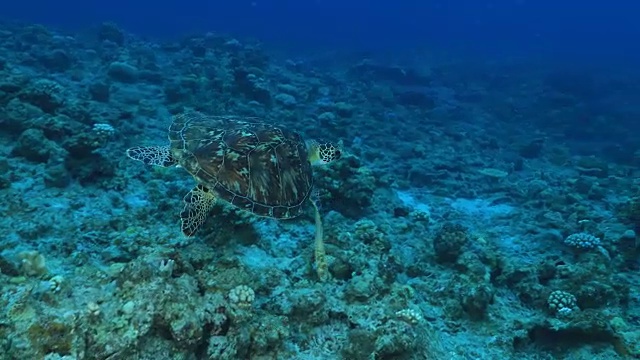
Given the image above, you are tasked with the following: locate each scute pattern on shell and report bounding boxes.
[168,112,313,219]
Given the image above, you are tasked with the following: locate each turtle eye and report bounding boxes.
[333,149,341,160]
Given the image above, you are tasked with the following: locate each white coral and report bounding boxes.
[548,290,579,317]
[396,309,423,325]
[228,285,255,308]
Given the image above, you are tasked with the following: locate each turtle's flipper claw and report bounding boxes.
[126,146,175,167]
[180,185,216,237]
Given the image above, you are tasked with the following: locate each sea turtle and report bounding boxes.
[126,111,341,237]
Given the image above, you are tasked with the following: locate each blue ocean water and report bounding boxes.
[3,1,640,57]
[0,1,639,359]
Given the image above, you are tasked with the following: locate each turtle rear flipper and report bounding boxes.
[126,146,176,167]
[180,185,217,237]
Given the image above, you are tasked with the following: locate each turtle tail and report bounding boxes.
[126,146,176,167]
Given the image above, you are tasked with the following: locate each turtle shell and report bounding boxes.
[168,112,313,219]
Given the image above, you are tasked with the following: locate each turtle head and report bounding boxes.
[308,140,342,166]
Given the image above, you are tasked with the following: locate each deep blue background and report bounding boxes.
[1,0,638,63]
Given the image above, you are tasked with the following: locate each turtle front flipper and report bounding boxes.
[180,185,217,237]
[311,199,329,282]
[126,146,176,167]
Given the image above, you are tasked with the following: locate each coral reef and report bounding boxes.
[0,20,638,360]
